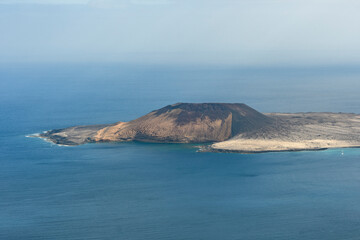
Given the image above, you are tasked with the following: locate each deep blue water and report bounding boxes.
[1,63,360,239]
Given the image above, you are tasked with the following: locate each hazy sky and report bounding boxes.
[1,0,360,66]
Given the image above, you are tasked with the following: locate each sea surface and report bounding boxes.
[1,63,360,239]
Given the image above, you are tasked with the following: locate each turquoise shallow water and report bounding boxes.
[1,63,360,239]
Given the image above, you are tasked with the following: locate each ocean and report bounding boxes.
[1,63,360,239]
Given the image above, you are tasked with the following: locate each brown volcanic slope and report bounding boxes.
[39,103,274,145]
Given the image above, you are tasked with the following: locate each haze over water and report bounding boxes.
[1,63,360,239]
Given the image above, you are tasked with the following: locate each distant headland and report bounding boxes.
[33,103,360,153]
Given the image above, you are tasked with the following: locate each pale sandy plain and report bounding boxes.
[210,113,360,153]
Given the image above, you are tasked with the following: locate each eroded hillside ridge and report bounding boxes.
[93,103,274,143]
[39,103,274,145]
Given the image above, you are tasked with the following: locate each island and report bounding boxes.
[35,103,360,153]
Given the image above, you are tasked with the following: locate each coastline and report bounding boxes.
[203,145,360,154]
[34,132,360,154]
[28,104,360,154]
